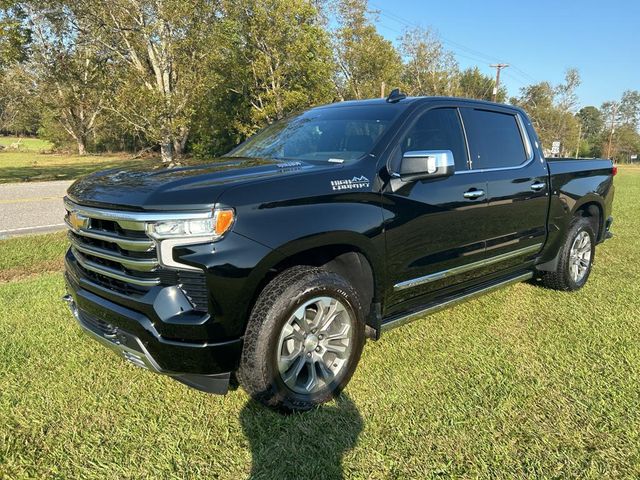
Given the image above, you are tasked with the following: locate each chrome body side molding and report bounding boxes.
[394,243,542,291]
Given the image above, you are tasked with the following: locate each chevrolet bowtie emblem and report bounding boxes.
[68,211,90,230]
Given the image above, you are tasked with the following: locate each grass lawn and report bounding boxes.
[0,136,53,152]
[0,169,638,479]
[0,231,67,282]
[0,136,150,183]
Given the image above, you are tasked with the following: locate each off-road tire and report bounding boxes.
[237,266,365,412]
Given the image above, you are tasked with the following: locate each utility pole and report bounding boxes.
[575,123,582,158]
[606,102,619,159]
[490,63,509,102]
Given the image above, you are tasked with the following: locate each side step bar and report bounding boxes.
[380,271,534,333]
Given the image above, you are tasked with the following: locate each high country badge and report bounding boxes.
[331,176,370,191]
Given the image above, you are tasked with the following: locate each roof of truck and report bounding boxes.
[317,95,518,109]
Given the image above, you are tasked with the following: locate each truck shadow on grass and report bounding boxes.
[239,394,363,480]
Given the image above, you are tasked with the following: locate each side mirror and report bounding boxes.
[398,150,455,181]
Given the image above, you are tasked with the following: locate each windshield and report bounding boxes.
[226,105,402,162]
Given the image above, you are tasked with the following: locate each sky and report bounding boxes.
[369,0,639,108]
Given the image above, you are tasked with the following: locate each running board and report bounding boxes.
[380,271,534,333]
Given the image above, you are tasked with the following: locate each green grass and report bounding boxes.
[0,231,67,282]
[0,150,150,183]
[0,136,53,152]
[1,170,639,479]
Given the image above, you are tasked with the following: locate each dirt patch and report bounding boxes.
[0,258,64,283]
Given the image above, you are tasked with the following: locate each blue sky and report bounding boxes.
[369,0,639,108]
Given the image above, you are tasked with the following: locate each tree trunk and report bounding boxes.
[160,141,174,163]
[77,138,87,156]
[173,127,189,157]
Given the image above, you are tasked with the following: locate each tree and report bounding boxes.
[555,67,580,112]
[73,0,223,162]
[0,63,40,135]
[512,69,582,156]
[223,0,334,132]
[576,106,604,157]
[398,26,458,96]
[457,67,506,102]
[576,106,604,139]
[600,90,640,161]
[25,2,107,155]
[604,124,640,163]
[0,1,30,68]
[332,0,401,100]
[187,0,334,157]
[618,90,640,129]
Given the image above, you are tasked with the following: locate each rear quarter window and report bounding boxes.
[461,109,528,169]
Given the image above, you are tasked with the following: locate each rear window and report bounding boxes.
[461,109,528,169]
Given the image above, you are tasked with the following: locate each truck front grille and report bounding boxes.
[64,199,209,311]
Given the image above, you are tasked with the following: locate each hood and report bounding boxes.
[67,157,338,211]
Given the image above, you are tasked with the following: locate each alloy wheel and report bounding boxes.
[276,296,354,395]
[569,230,592,283]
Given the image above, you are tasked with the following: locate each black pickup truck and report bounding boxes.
[63,94,615,411]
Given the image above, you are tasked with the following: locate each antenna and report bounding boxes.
[386,88,407,103]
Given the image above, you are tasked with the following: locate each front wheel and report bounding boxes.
[237,266,365,412]
[539,216,596,291]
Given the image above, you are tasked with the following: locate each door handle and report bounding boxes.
[530,181,546,191]
[463,189,485,199]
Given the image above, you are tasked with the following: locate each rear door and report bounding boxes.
[460,107,548,268]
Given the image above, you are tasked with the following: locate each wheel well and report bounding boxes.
[256,245,376,319]
[576,202,603,240]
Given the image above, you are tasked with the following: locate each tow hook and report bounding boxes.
[62,294,80,320]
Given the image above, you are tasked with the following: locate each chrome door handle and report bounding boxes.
[463,189,485,199]
[530,182,546,191]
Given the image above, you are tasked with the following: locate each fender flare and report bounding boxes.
[243,230,385,319]
[537,195,605,272]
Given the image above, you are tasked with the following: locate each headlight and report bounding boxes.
[147,208,235,240]
[146,208,235,271]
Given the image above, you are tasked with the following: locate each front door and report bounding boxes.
[382,106,491,314]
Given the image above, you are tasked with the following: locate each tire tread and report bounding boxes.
[237,265,364,411]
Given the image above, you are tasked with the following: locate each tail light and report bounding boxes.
[612,164,618,176]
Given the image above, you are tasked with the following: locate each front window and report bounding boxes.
[226,105,403,163]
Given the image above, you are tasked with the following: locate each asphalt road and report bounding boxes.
[0,180,73,239]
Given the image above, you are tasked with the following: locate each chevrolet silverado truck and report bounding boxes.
[63,93,615,411]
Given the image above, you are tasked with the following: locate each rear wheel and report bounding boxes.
[539,216,595,291]
[238,266,365,411]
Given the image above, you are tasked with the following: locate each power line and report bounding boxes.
[368,1,539,86]
[373,8,492,66]
[502,70,527,87]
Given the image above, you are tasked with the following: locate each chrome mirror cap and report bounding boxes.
[398,149,455,181]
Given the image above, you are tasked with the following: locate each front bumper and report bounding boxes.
[64,267,243,395]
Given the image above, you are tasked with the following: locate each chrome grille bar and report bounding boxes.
[72,249,160,287]
[63,197,213,230]
[64,197,212,291]
[68,233,158,272]
[65,219,154,252]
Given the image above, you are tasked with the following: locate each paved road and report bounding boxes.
[0,180,73,238]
